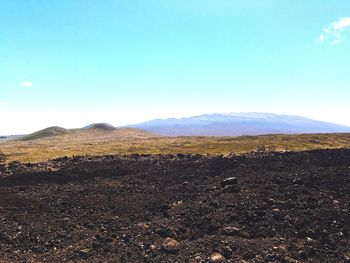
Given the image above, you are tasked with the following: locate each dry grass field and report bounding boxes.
[1,128,350,163]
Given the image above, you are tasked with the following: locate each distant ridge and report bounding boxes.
[129,112,350,136]
[22,126,71,141]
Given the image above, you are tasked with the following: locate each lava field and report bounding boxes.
[0,149,349,262]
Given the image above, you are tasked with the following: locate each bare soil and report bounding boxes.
[0,149,349,262]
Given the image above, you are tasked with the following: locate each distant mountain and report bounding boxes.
[129,113,350,136]
[83,123,115,131]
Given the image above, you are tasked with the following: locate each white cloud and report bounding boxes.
[319,17,350,45]
[20,81,33,87]
[333,17,350,30]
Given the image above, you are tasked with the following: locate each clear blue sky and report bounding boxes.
[1,0,350,134]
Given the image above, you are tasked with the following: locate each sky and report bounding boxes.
[1,0,350,134]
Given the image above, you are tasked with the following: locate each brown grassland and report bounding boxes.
[1,129,350,163]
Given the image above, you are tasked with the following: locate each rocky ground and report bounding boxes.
[0,149,349,262]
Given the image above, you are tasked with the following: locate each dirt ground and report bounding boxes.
[0,149,349,262]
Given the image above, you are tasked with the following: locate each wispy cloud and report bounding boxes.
[319,17,350,45]
[20,81,33,87]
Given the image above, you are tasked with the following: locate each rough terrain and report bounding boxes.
[0,149,349,262]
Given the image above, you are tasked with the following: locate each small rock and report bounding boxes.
[223,185,240,193]
[149,244,156,251]
[272,208,280,213]
[209,252,225,262]
[161,238,180,253]
[221,177,238,188]
[222,226,240,236]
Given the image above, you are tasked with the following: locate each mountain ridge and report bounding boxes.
[129,112,350,136]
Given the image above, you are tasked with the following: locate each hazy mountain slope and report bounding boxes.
[130,113,350,136]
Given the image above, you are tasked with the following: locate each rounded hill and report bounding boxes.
[22,127,70,141]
